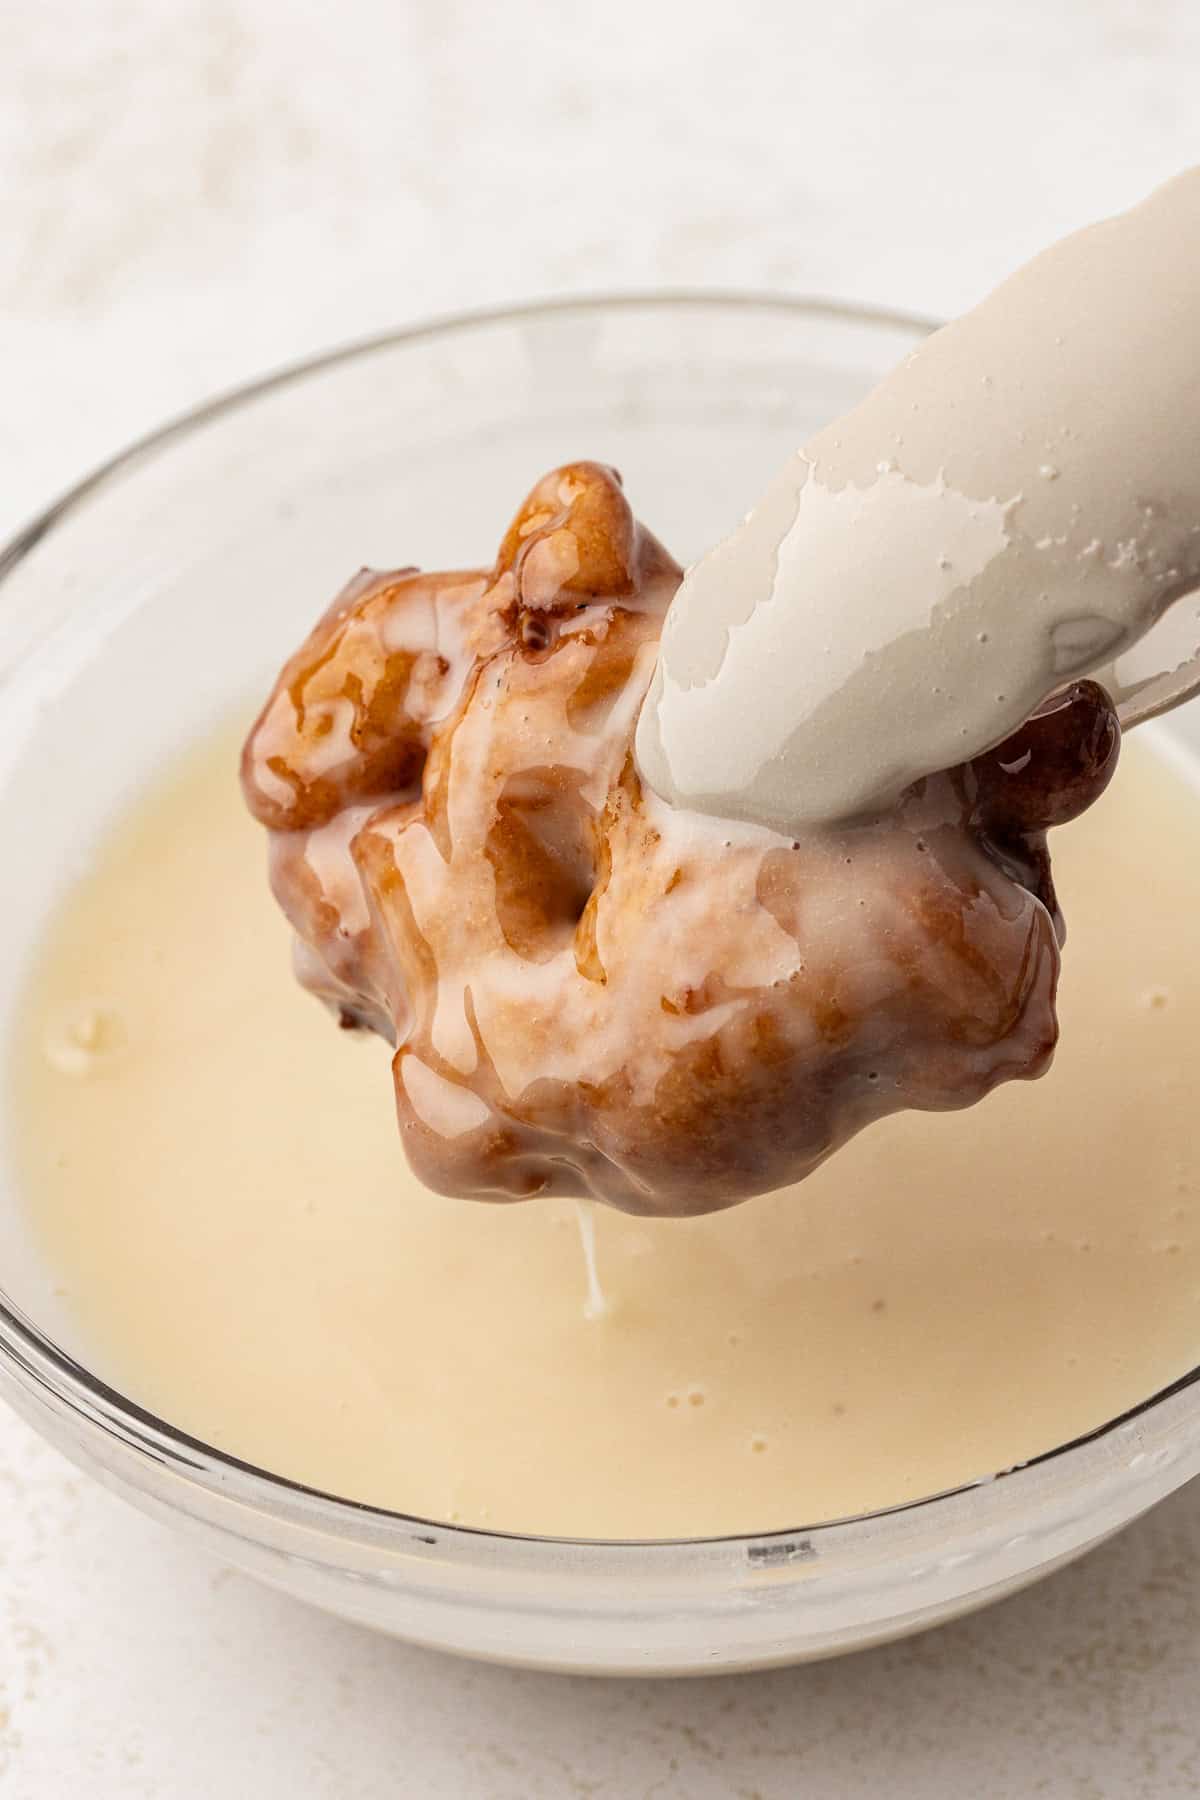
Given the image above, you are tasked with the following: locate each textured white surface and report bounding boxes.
[4,0,1200,1792]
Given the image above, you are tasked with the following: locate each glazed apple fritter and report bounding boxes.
[242,463,1118,1215]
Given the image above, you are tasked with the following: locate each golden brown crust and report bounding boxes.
[242,463,1120,1215]
[241,566,491,833]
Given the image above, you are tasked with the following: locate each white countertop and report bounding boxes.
[4,1,1200,1792]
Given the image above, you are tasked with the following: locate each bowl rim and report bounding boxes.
[3,287,1199,1558]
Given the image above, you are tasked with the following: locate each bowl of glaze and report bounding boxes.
[3,296,1200,1676]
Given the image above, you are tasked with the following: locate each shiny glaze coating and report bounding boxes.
[243,465,1119,1214]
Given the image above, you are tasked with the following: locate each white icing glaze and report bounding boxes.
[19,723,1200,1533]
[400,1054,493,1137]
[637,168,1200,829]
[573,1198,608,1319]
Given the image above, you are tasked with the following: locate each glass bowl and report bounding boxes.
[2,296,1200,1677]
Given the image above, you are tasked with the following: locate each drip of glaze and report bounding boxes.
[574,1199,608,1320]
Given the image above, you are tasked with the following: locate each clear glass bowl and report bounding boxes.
[2,296,1200,1677]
